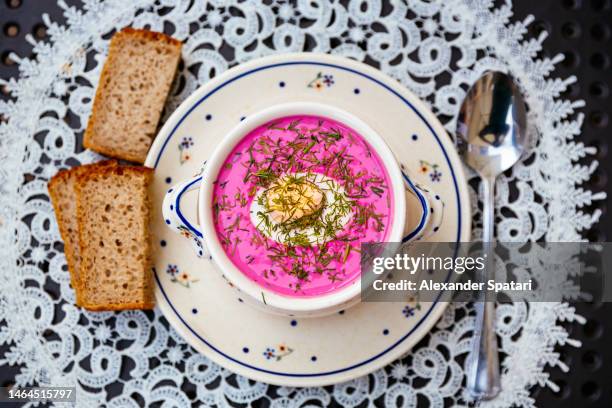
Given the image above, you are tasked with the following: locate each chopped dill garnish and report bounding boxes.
[371,186,384,197]
[214,116,391,292]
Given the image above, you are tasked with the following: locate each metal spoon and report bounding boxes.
[457,71,527,400]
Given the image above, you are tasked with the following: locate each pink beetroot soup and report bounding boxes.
[212,115,393,297]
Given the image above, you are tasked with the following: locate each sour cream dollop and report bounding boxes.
[250,172,352,246]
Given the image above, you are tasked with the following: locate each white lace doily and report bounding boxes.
[0,0,602,406]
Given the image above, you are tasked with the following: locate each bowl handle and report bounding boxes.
[402,170,444,242]
[162,173,207,258]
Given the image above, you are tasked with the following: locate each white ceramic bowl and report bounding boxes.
[162,102,434,317]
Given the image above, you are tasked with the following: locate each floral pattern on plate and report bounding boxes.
[419,160,442,182]
[166,264,199,288]
[179,136,194,164]
[307,72,334,90]
[263,344,294,361]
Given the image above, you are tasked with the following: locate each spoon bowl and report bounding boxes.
[458,71,528,179]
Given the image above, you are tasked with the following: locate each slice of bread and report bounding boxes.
[75,165,155,311]
[48,160,117,305]
[83,28,182,163]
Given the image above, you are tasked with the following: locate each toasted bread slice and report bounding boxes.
[75,165,155,311]
[48,160,117,304]
[83,28,182,163]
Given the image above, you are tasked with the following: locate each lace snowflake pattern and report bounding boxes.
[0,0,599,407]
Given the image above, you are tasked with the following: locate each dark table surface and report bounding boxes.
[1,0,610,406]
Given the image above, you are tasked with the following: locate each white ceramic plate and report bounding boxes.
[146,53,471,387]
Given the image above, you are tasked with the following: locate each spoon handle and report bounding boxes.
[481,176,495,244]
[466,176,501,400]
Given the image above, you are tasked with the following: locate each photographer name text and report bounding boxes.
[372,279,533,292]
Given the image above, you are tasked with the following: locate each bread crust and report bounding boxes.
[115,27,182,47]
[81,301,156,312]
[48,170,76,289]
[48,160,118,305]
[75,165,155,311]
[83,27,182,163]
